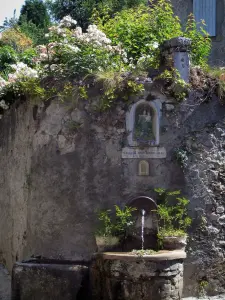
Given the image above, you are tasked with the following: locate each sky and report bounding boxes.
[0,0,25,25]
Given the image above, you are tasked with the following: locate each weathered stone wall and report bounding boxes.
[171,0,225,66]
[0,88,184,273]
[0,81,225,296]
[91,252,185,300]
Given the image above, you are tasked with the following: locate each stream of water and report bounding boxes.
[141,209,146,250]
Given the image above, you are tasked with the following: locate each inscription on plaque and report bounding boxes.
[122,147,166,159]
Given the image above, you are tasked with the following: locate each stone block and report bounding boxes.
[12,259,89,300]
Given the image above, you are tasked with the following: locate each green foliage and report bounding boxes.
[154,188,192,238]
[78,86,88,100]
[19,0,50,28]
[97,1,211,67]
[0,78,46,106]
[47,0,147,29]
[0,46,18,73]
[96,205,137,240]
[98,1,181,63]
[0,10,18,31]
[197,280,208,298]
[184,14,211,68]
[18,78,47,102]
[96,209,113,237]
[19,17,49,45]
[1,28,33,52]
[155,69,189,101]
[17,0,50,45]
[95,70,144,111]
[205,67,225,103]
[175,148,189,168]
[19,48,37,67]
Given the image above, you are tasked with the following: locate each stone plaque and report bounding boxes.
[122,147,166,159]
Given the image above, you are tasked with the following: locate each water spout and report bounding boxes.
[141,209,146,250]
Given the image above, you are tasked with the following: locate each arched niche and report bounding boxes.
[126,99,161,147]
[123,196,158,251]
[138,160,149,176]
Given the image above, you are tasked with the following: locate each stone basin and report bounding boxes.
[12,258,90,300]
[101,250,186,261]
[91,250,186,300]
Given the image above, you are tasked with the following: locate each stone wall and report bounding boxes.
[171,0,225,66]
[91,251,185,300]
[0,81,225,296]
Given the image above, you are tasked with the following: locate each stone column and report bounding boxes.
[161,37,191,83]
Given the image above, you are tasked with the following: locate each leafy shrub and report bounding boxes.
[97,0,211,67]
[96,205,137,241]
[48,0,147,29]
[97,1,182,63]
[1,28,33,52]
[20,48,37,67]
[19,18,49,45]
[0,46,18,73]
[154,188,192,237]
[184,14,211,68]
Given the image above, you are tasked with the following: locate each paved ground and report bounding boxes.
[0,265,11,300]
[184,297,225,300]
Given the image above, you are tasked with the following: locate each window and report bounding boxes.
[193,0,216,37]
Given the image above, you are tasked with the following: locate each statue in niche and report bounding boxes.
[134,104,156,145]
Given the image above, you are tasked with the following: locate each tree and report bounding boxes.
[19,0,50,28]
[47,0,147,29]
[0,10,18,31]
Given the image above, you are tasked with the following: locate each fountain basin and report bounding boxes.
[91,250,186,300]
[12,258,90,300]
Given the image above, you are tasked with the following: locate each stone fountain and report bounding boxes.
[91,196,186,300]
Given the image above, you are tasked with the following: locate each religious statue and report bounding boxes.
[134,106,155,144]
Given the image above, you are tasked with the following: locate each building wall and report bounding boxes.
[0,84,225,296]
[171,0,225,66]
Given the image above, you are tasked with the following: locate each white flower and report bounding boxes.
[74,27,82,36]
[152,42,159,49]
[0,100,9,110]
[9,63,39,82]
[67,45,80,53]
[59,16,77,28]
[50,64,58,71]
[0,77,7,89]
[40,53,48,61]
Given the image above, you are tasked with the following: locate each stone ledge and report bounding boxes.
[96,250,186,261]
[162,37,192,51]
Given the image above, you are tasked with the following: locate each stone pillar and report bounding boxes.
[161,37,191,83]
[91,251,186,300]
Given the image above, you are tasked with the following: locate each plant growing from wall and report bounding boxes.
[155,69,189,101]
[175,148,189,169]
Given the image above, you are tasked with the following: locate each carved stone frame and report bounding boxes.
[126,99,161,147]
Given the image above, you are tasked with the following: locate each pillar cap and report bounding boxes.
[162,37,192,52]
